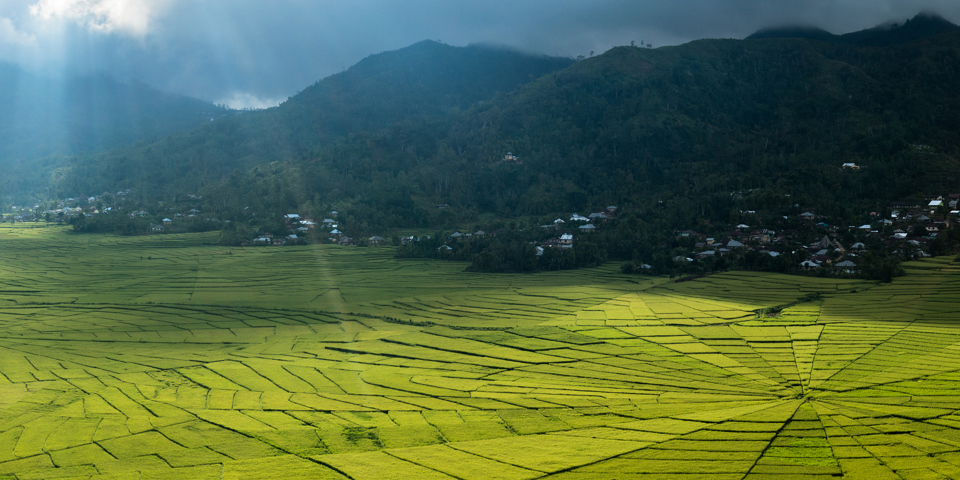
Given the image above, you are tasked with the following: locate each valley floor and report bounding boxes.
[1,224,959,479]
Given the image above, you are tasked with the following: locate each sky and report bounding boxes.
[0,0,958,109]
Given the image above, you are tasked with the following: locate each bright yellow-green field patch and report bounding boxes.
[2,224,960,478]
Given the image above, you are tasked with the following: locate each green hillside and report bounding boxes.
[0,64,227,195]
[15,15,960,275]
[44,41,573,199]
[49,16,960,223]
[205,27,959,231]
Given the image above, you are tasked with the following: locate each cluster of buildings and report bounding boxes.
[2,203,42,222]
[533,206,618,255]
[5,191,133,222]
[1,190,233,235]
[248,213,320,245]
[248,211,385,247]
[669,192,958,272]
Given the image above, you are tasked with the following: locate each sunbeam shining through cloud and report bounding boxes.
[29,0,168,35]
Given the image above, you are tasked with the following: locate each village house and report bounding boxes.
[748,229,775,243]
[890,200,921,210]
[812,236,833,250]
[811,254,832,264]
[541,237,561,248]
[579,224,596,232]
[559,234,574,245]
[368,236,384,245]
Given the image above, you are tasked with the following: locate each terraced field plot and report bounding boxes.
[2,224,960,479]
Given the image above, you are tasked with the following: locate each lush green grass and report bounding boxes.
[2,224,960,478]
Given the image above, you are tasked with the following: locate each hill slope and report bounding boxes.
[0,64,229,200]
[181,28,960,231]
[38,41,573,199]
[0,64,226,163]
[42,19,960,235]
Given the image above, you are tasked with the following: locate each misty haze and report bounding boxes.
[2,2,960,479]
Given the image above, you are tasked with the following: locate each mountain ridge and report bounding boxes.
[9,42,573,202]
[747,12,960,46]
[47,28,960,226]
[0,63,227,164]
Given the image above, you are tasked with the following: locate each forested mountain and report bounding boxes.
[747,12,960,46]
[0,64,227,198]
[0,64,226,163]
[43,41,573,199]
[280,40,577,141]
[26,14,960,240]
[157,13,958,229]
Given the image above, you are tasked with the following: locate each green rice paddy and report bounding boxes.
[2,223,960,479]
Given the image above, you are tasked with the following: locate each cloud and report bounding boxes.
[28,0,167,35]
[216,92,283,110]
[0,16,35,47]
